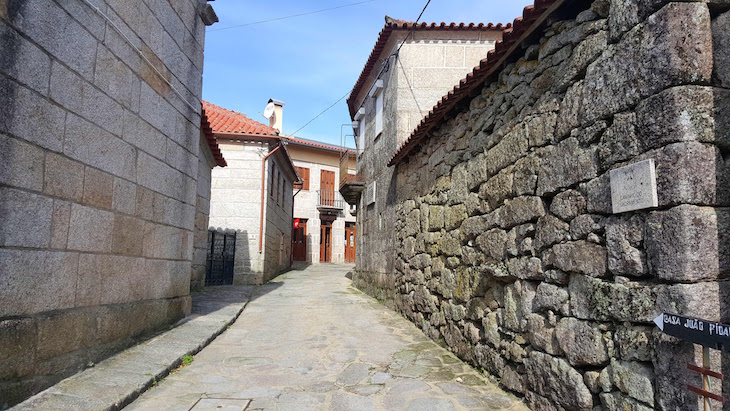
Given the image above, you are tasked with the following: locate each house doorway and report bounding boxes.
[292,219,307,261]
[320,222,332,263]
[345,223,356,263]
[206,230,235,286]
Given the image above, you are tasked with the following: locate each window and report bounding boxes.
[294,167,310,190]
[270,163,276,198]
[275,169,280,204]
[375,92,383,136]
[281,174,285,205]
[369,79,383,138]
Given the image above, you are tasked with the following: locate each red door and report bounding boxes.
[345,224,356,263]
[321,170,335,206]
[292,220,307,261]
[320,223,332,263]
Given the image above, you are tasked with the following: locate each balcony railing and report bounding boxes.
[339,150,362,188]
[341,173,364,186]
[317,189,345,210]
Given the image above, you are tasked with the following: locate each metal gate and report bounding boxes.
[205,230,236,286]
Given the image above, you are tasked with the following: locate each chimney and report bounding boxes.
[268,98,285,133]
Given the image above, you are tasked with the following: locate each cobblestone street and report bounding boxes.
[125,264,526,411]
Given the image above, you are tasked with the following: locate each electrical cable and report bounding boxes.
[394,0,431,57]
[78,0,199,113]
[354,0,432,113]
[290,0,431,137]
[208,0,376,33]
[288,91,350,137]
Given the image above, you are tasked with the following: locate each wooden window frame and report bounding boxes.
[294,167,310,191]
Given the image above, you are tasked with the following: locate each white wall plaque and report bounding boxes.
[609,159,658,214]
[366,181,376,206]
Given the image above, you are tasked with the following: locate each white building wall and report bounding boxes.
[292,158,356,264]
[209,140,291,284]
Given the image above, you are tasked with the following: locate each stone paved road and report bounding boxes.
[125,264,527,411]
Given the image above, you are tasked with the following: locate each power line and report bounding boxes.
[395,0,431,56]
[208,0,376,32]
[287,0,431,138]
[288,91,350,137]
[391,0,431,121]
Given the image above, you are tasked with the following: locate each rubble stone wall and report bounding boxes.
[0,0,210,405]
[354,1,730,409]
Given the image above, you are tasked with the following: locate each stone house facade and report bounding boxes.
[353,0,730,410]
[287,137,357,264]
[0,0,219,406]
[190,111,227,291]
[345,18,505,291]
[204,101,298,285]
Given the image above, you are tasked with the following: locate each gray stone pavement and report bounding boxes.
[13,286,255,411]
[125,264,527,411]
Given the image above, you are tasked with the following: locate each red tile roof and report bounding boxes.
[200,107,227,167]
[388,0,563,166]
[202,100,279,136]
[347,19,509,118]
[284,136,350,153]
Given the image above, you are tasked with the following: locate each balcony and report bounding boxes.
[339,151,365,206]
[317,189,345,212]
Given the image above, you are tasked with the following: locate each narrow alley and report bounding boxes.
[125,264,526,411]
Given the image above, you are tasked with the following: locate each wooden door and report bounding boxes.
[320,223,332,262]
[345,225,356,263]
[292,221,307,261]
[321,170,335,206]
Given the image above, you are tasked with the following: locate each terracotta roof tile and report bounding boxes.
[347,19,508,117]
[284,136,349,153]
[388,0,563,166]
[202,100,279,136]
[200,107,226,167]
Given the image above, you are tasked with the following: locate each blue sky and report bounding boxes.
[202,0,535,148]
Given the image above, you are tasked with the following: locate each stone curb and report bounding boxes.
[12,286,254,411]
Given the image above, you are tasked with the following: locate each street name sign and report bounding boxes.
[610,158,658,214]
[654,313,730,351]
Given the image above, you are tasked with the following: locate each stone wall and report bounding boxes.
[262,151,295,283]
[354,1,730,409]
[355,30,502,300]
[209,140,295,285]
[191,134,216,291]
[0,0,211,406]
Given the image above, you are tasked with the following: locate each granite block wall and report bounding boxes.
[354,30,502,287]
[0,0,211,406]
[354,1,730,409]
[191,134,215,291]
[209,141,295,285]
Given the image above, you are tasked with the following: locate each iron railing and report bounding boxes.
[317,189,345,209]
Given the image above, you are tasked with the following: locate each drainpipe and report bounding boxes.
[260,143,283,253]
[290,187,302,266]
